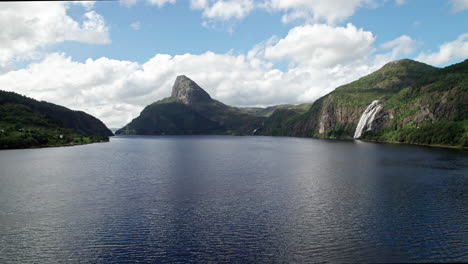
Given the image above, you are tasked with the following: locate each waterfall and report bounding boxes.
[354,100,383,139]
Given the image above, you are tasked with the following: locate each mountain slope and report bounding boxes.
[0,90,113,149]
[259,59,467,147]
[117,59,466,147]
[117,97,223,135]
[117,75,265,135]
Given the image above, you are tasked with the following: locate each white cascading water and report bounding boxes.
[353,100,383,139]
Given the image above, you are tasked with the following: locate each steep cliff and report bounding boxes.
[170,75,212,105]
[260,59,467,147]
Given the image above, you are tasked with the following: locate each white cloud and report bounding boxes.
[0,22,407,128]
[372,35,420,66]
[0,2,110,70]
[0,53,142,128]
[380,35,418,56]
[450,0,468,11]
[395,0,406,5]
[120,0,138,6]
[146,0,176,7]
[189,0,376,25]
[265,0,374,24]
[80,11,111,43]
[264,23,376,67]
[120,0,175,7]
[190,0,255,21]
[415,33,468,65]
[0,51,379,128]
[73,1,96,10]
[0,0,459,131]
[130,21,141,30]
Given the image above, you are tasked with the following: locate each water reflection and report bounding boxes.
[0,136,466,263]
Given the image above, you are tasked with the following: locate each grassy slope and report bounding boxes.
[257,107,311,136]
[116,98,224,135]
[260,59,438,138]
[280,59,467,147]
[189,99,264,135]
[362,60,468,147]
[0,90,112,149]
[117,97,266,136]
[237,103,312,117]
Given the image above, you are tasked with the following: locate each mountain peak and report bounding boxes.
[171,75,212,105]
[381,58,435,70]
[387,58,412,64]
[377,59,436,77]
[382,58,420,68]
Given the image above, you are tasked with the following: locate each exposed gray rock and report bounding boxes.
[171,75,212,105]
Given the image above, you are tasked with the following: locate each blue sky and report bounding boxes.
[58,1,290,63]
[56,0,467,66]
[0,0,467,127]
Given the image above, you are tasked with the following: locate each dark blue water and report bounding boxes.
[0,136,467,263]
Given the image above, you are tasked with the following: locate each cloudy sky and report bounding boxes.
[0,0,467,128]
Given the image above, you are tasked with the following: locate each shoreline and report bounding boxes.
[114,134,468,150]
[358,138,467,150]
[3,134,466,151]
[0,140,109,151]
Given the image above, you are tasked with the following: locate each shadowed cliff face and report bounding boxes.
[171,75,213,105]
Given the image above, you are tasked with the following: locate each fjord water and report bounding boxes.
[0,136,466,263]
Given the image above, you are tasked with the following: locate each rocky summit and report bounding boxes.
[171,75,213,105]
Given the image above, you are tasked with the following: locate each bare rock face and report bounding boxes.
[171,75,213,105]
[289,96,391,139]
[317,101,364,135]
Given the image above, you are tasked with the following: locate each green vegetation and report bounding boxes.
[359,60,468,147]
[331,59,437,106]
[0,125,108,149]
[261,59,467,148]
[0,90,112,149]
[116,98,266,136]
[257,108,307,136]
[237,103,311,117]
[117,101,224,135]
[363,120,468,147]
[116,76,265,136]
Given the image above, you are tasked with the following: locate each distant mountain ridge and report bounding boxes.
[117,59,467,147]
